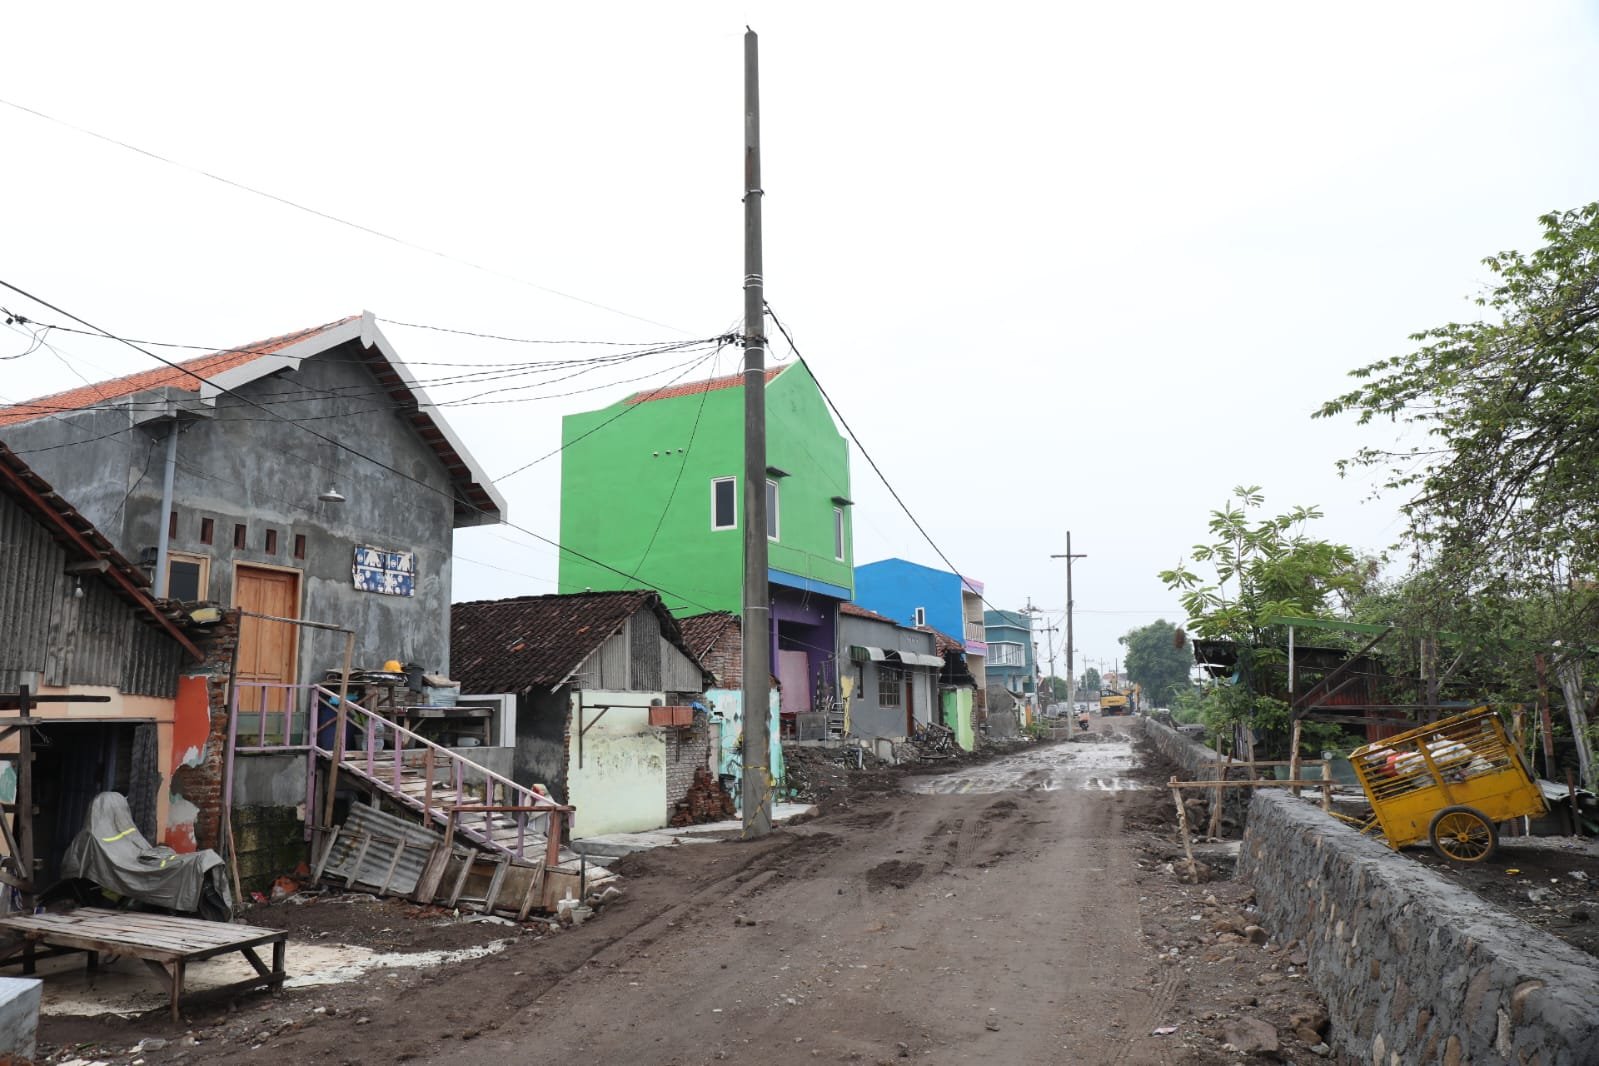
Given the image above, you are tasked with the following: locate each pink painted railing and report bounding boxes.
[226,682,564,863]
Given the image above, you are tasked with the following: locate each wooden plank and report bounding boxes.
[412,843,451,904]
[1171,778,1346,789]
[481,857,508,915]
[313,825,343,883]
[446,855,474,908]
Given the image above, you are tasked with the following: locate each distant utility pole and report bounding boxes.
[740,27,771,839]
[1037,620,1059,704]
[1051,532,1087,709]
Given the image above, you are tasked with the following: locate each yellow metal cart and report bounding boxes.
[1348,706,1547,862]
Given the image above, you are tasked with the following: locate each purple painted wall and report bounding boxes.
[770,586,839,712]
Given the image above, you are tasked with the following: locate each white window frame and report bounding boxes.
[766,479,780,541]
[711,476,738,531]
[913,606,926,627]
[833,507,845,561]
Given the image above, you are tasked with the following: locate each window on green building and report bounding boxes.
[834,507,845,560]
[712,477,737,530]
[766,479,780,541]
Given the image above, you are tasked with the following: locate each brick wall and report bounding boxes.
[664,710,712,811]
[168,609,240,852]
[701,623,743,688]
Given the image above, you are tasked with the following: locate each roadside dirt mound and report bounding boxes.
[865,858,924,890]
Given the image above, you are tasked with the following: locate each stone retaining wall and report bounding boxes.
[1240,791,1599,1065]
[1135,716,1252,826]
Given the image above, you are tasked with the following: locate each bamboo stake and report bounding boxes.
[1207,736,1229,838]
[1320,760,1333,813]
[1170,777,1197,878]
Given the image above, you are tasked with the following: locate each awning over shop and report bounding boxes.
[849,646,944,668]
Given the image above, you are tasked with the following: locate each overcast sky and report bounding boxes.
[3,3,1597,677]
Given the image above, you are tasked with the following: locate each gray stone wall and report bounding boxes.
[1240,791,1599,1065]
[1136,716,1254,826]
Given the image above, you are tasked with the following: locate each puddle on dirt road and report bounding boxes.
[908,735,1143,795]
[33,939,509,1017]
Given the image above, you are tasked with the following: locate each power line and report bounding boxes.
[494,343,731,483]
[0,279,721,614]
[765,303,1005,616]
[0,97,691,336]
[627,346,720,581]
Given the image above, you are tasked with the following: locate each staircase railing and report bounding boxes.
[226,682,567,863]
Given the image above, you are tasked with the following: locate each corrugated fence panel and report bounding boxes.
[0,492,181,696]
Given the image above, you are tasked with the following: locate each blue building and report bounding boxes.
[853,558,987,695]
[983,609,1036,704]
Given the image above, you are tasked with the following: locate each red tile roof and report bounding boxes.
[916,625,966,658]
[451,591,706,694]
[625,365,785,405]
[840,602,899,625]
[0,317,359,428]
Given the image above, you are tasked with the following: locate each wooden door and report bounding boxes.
[235,565,300,737]
[905,673,915,736]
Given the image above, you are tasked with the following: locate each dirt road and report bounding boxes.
[83,722,1335,1065]
[427,724,1192,1066]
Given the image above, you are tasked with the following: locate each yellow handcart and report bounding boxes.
[1347,706,1547,863]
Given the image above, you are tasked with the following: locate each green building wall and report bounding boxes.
[558,363,853,612]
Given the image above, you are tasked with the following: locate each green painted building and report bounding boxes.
[559,362,854,714]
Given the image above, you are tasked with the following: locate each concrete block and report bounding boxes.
[0,976,41,1059]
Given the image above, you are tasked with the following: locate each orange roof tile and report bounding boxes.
[0,316,359,428]
[625,365,785,405]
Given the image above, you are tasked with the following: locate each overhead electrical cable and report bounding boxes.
[0,279,721,614]
[765,303,1006,617]
[0,97,691,335]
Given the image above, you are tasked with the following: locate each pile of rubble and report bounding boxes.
[668,767,737,827]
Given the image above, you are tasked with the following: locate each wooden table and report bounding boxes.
[0,908,287,1020]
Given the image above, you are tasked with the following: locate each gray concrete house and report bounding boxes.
[838,603,944,741]
[451,591,711,838]
[0,312,505,702]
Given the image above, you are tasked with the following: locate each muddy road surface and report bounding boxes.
[103,721,1287,1065]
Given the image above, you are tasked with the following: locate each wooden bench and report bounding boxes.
[0,908,287,1020]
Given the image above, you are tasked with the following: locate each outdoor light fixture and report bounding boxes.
[318,487,346,503]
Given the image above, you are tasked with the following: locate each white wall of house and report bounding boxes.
[566,690,667,837]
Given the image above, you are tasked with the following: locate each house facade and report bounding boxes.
[0,442,226,881]
[0,313,505,706]
[837,603,944,742]
[558,362,854,724]
[451,591,712,837]
[853,558,988,701]
[983,609,1036,709]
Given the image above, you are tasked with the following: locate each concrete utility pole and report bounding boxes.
[1037,620,1059,706]
[1051,532,1086,709]
[740,27,772,839]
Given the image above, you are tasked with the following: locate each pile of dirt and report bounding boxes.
[780,743,896,808]
[238,890,517,954]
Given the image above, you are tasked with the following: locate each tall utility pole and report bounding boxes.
[740,28,772,839]
[1051,532,1087,709]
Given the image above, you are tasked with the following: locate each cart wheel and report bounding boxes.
[1428,806,1498,863]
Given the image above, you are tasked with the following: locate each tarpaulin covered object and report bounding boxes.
[60,793,233,920]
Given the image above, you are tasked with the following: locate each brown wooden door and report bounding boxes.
[905,673,915,736]
[235,566,300,736]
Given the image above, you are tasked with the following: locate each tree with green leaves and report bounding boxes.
[1081,667,1101,695]
[1315,202,1599,594]
[1159,487,1366,748]
[1119,620,1193,708]
[1317,204,1599,787]
[1041,676,1070,703]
